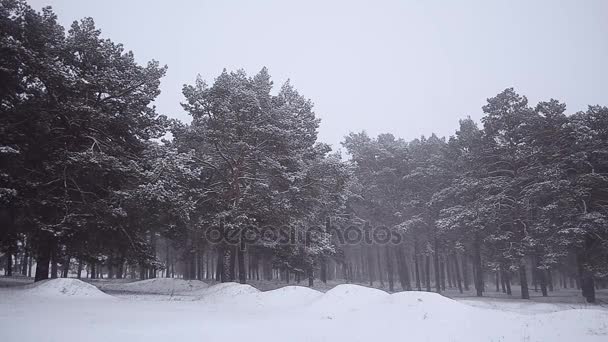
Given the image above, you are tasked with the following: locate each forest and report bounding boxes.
[1,0,607,305]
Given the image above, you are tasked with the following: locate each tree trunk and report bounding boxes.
[519,263,530,299]
[77,259,83,279]
[221,246,233,282]
[50,248,58,279]
[472,236,483,297]
[433,238,441,293]
[238,245,246,284]
[462,253,470,291]
[453,254,463,293]
[385,246,394,292]
[62,255,70,278]
[439,256,446,291]
[165,244,171,278]
[394,246,411,290]
[536,263,548,297]
[5,251,12,276]
[21,242,28,276]
[320,218,330,284]
[308,265,314,287]
[577,251,596,303]
[367,246,375,287]
[424,255,431,292]
[446,255,453,289]
[547,268,554,292]
[116,258,124,279]
[34,238,52,282]
[376,247,384,288]
[216,247,224,281]
[414,254,421,291]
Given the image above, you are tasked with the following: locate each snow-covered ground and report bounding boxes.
[0,277,607,342]
[99,277,209,295]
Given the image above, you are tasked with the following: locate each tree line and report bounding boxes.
[1,0,607,303]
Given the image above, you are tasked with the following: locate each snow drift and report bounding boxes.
[194,282,260,303]
[308,284,389,314]
[23,278,110,298]
[223,285,323,309]
[1,282,607,341]
[101,278,208,294]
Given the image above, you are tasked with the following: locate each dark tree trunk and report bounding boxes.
[216,247,223,281]
[376,247,384,288]
[446,255,453,289]
[439,257,446,291]
[165,244,171,278]
[116,258,124,279]
[385,246,394,292]
[472,236,483,297]
[367,247,375,287]
[150,232,157,279]
[62,255,70,278]
[433,238,441,293]
[5,251,12,276]
[21,243,29,276]
[77,259,83,279]
[537,264,548,297]
[320,218,330,284]
[495,271,500,292]
[414,254,421,291]
[577,251,596,303]
[91,263,97,280]
[34,238,52,282]
[28,257,33,277]
[221,246,234,282]
[395,246,411,290]
[424,255,431,292]
[453,254,463,293]
[308,265,314,287]
[50,248,58,279]
[462,254,470,291]
[519,263,530,299]
[547,268,554,292]
[238,245,246,284]
[505,271,512,295]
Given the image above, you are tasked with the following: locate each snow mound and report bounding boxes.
[232,286,323,309]
[103,278,208,294]
[309,284,389,314]
[195,282,260,303]
[24,278,110,298]
[387,290,468,309]
[322,284,389,302]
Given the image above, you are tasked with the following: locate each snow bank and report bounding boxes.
[23,278,110,298]
[102,278,208,294]
[387,290,468,309]
[308,284,389,314]
[227,285,323,309]
[1,281,607,342]
[195,282,260,303]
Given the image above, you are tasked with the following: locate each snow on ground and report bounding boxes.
[459,296,600,314]
[99,277,209,295]
[5,278,112,299]
[222,285,322,310]
[309,284,389,315]
[1,277,607,342]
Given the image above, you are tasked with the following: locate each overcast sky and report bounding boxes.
[29,0,608,150]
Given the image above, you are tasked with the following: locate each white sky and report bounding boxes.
[29,0,608,150]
